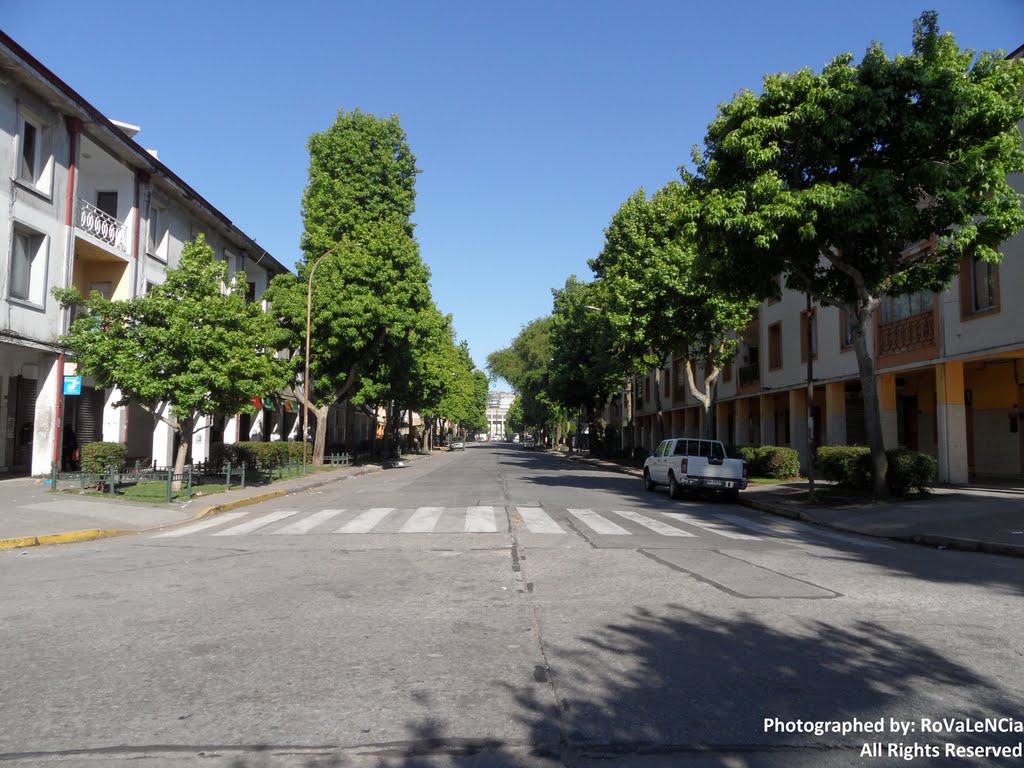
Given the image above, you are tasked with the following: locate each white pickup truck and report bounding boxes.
[643,438,748,500]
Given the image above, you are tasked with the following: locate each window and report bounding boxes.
[20,121,37,183]
[15,108,53,196]
[663,367,670,398]
[246,282,257,303]
[971,257,998,312]
[768,322,782,370]
[767,274,783,304]
[146,203,167,259]
[880,291,932,324]
[840,308,855,350]
[722,360,732,382]
[9,227,47,305]
[800,309,817,362]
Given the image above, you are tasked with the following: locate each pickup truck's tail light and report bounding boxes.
[680,458,688,475]
[742,461,749,479]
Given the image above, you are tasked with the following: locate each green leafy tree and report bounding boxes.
[266,109,428,463]
[591,184,758,442]
[548,276,624,445]
[693,13,1024,494]
[55,235,290,480]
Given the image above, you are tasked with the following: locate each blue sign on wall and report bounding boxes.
[63,376,83,396]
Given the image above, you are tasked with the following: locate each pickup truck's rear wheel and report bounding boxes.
[668,472,683,500]
[643,469,655,492]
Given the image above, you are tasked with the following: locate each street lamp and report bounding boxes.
[303,242,361,474]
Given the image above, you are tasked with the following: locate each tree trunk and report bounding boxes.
[652,365,665,449]
[172,414,197,491]
[684,357,720,440]
[313,403,330,465]
[848,302,889,497]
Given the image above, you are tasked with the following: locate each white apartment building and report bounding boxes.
[609,44,1024,484]
[486,391,515,440]
[0,31,366,475]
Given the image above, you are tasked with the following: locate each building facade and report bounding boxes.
[0,32,368,475]
[486,391,515,440]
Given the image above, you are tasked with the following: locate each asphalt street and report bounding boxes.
[1,443,1022,767]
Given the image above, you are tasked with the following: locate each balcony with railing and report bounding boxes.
[77,198,130,254]
[878,310,936,357]
[738,363,761,387]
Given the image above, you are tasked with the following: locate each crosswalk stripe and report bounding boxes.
[662,511,761,540]
[516,506,565,534]
[212,510,301,536]
[336,507,396,533]
[567,508,630,535]
[714,513,892,549]
[401,506,445,533]
[152,511,248,538]
[465,506,499,532]
[271,508,346,535]
[613,510,695,537]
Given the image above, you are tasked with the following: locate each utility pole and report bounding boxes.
[806,293,816,501]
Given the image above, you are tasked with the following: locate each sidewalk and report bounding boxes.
[0,456,426,550]
[563,452,1024,559]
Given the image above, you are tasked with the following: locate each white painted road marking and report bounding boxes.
[516,506,565,534]
[212,510,301,536]
[613,509,695,537]
[271,508,347,535]
[567,508,630,535]
[336,507,396,534]
[465,506,499,532]
[400,507,446,533]
[662,511,761,540]
[152,512,248,538]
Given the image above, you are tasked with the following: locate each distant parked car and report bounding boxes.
[449,439,466,451]
[523,437,536,449]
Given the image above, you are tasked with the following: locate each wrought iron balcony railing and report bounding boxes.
[77,198,128,253]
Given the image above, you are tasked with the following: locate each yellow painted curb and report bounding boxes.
[191,489,288,520]
[0,528,130,550]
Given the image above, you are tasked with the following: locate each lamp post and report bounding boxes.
[303,242,360,474]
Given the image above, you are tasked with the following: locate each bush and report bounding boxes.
[81,441,127,474]
[886,449,936,495]
[210,441,309,469]
[816,446,870,485]
[736,445,800,479]
[816,445,935,494]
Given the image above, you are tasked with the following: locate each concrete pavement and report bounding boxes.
[0,455,427,550]
[562,452,1024,559]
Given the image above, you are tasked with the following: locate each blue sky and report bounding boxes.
[5,1,1022,378]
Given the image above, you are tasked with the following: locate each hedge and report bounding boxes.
[80,441,128,474]
[210,441,312,470]
[736,445,800,479]
[816,446,871,486]
[815,445,936,495]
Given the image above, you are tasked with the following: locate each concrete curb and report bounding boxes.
[0,528,131,550]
